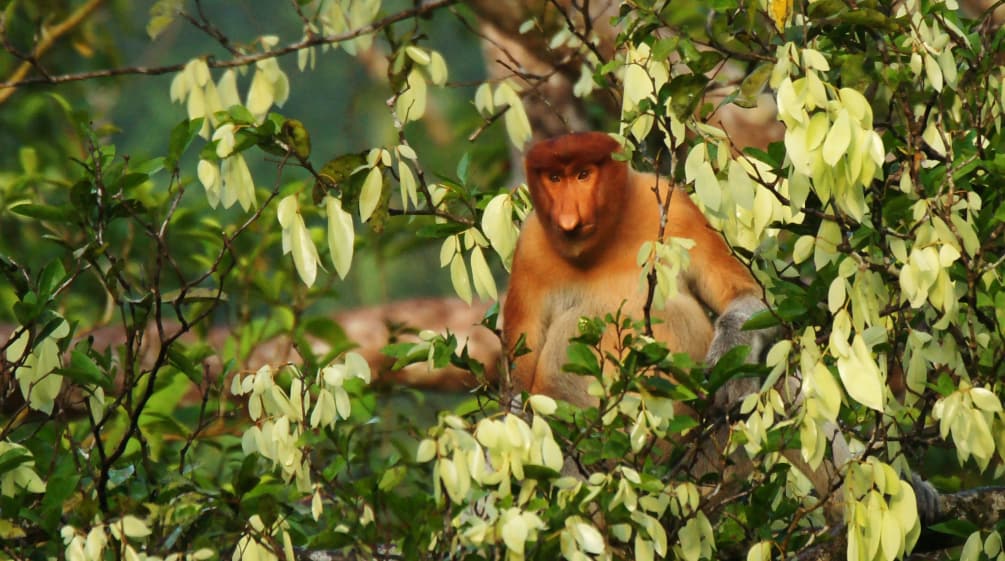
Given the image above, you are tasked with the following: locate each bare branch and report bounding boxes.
[0,0,459,93]
[0,0,106,104]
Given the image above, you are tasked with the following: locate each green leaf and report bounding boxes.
[456,152,470,184]
[37,260,66,300]
[227,104,257,124]
[928,519,979,538]
[417,221,469,238]
[737,63,773,107]
[39,459,79,532]
[666,74,709,118]
[58,350,112,390]
[166,345,202,385]
[147,0,183,38]
[666,415,699,435]
[651,37,679,61]
[131,156,165,175]
[742,309,780,330]
[167,118,204,169]
[523,464,561,480]
[0,447,32,474]
[19,147,38,174]
[116,172,150,192]
[378,465,407,491]
[563,343,600,376]
[9,203,74,223]
[706,346,756,394]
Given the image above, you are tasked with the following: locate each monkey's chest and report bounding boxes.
[539,275,712,359]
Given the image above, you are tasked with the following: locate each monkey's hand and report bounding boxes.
[706,295,779,409]
[705,295,778,365]
[911,473,942,526]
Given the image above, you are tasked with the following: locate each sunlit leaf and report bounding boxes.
[325,196,354,279]
[450,254,472,304]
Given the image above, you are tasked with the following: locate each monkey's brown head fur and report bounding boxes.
[524,132,629,264]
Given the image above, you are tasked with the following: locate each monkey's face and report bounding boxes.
[536,164,600,238]
[529,162,627,262]
[524,132,628,263]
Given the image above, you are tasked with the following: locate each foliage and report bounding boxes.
[1,1,1004,561]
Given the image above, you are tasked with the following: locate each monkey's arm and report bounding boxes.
[669,193,777,365]
[501,222,549,394]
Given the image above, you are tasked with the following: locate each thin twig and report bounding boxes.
[0,0,459,93]
[0,0,105,103]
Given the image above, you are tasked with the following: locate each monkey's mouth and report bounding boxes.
[557,223,596,239]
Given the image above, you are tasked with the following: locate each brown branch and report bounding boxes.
[0,0,106,104]
[0,0,459,92]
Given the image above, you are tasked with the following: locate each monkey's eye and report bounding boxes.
[548,173,562,183]
[576,169,590,181]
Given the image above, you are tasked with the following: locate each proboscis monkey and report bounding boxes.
[501,131,941,523]
[502,131,773,408]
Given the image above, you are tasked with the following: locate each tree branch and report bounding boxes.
[0,0,106,104]
[0,0,459,93]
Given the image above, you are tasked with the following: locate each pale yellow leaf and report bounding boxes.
[880,509,903,561]
[469,246,497,300]
[120,515,151,538]
[359,167,383,221]
[693,162,721,211]
[246,69,274,117]
[396,69,427,122]
[836,335,885,412]
[449,254,472,304]
[924,53,944,92]
[728,160,755,209]
[747,541,771,561]
[405,46,430,65]
[793,235,814,264]
[428,51,448,86]
[474,83,494,114]
[528,394,557,415]
[398,160,418,209]
[217,70,240,108]
[822,110,852,166]
[922,122,947,157]
[624,62,652,106]
[481,194,519,267]
[495,82,532,148]
[439,236,457,268]
[325,196,354,279]
[961,532,983,561]
[290,214,319,288]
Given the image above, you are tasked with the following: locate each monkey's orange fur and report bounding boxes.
[502,132,762,406]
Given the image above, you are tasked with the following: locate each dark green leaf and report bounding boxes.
[10,204,74,223]
[167,345,202,385]
[929,519,979,538]
[58,350,112,389]
[742,309,780,330]
[116,172,150,192]
[456,152,470,183]
[563,343,600,376]
[37,260,66,300]
[167,118,204,169]
[0,447,32,474]
[417,221,469,238]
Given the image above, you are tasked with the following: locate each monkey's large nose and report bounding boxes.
[557,214,580,233]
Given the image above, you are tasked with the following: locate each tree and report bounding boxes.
[1,1,1004,561]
